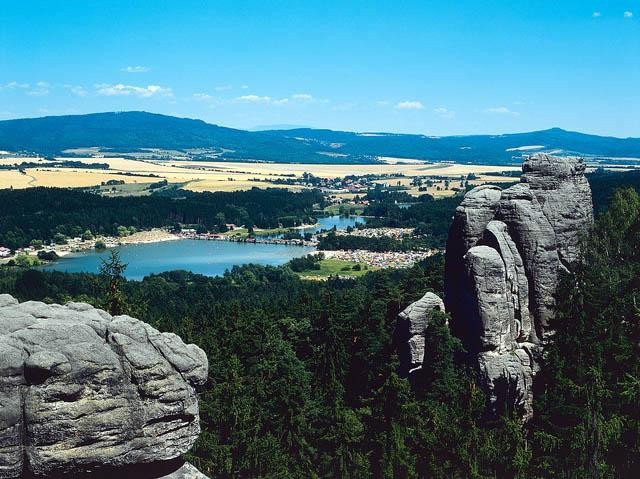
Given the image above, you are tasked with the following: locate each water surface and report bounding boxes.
[43,240,315,280]
[42,215,363,280]
[301,215,367,233]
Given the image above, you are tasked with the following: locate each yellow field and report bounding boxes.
[0,170,32,189]
[371,172,517,198]
[184,178,304,192]
[0,156,521,193]
[24,169,160,188]
[175,160,519,179]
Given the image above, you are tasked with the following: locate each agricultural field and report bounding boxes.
[0,154,521,195]
[173,160,520,179]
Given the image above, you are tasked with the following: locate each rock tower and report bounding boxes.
[400,154,593,416]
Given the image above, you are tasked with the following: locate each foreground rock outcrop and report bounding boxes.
[402,154,593,417]
[0,295,209,479]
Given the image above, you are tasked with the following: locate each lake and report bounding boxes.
[302,214,366,233]
[259,214,366,239]
[42,240,316,280]
[42,215,364,280]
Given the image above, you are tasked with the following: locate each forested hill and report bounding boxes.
[0,112,352,164]
[263,126,640,163]
[1,111,639,164]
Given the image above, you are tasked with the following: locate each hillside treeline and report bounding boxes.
[363,194,464,248]
[0,187,322,249]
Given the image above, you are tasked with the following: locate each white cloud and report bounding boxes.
[291,93,328,103]
[484,106,519,116]
[27,81,50,96]
[375,100,390,106]
[232,92,326,106]
[236,94,273,103]
[193,92,213,101]
[592,11,602,17]
[433,107,455,119]
[240,84,249,89]
[95,83,173,98]
[64,84,88,97]
[395,100,424,110]
[1,81,30,90]
[234,94,290,105]
[624,11,633,18]
[215,85,232,91]
[121,65,150,73]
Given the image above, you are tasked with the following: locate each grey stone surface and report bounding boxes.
[477,344,539,418]
[445,185,503,341]
[496,183,560,335]
[441,154,593,417]
[162,462,210,478]
[0,295,209,479]
[522,154,593,266]
[464,246,515,352]
[481,220,531,342]
[398,292,445,374]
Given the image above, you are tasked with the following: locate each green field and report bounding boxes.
[297,258,374,279]
[322,203,366,215]
[222,226,297,239]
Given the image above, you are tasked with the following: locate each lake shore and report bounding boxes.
[56,228,182,257]
[0,228,181,264]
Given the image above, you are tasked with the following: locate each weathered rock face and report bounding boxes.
[481,220,531,342]
[495,184,560,335]
[522,153,594,266]
[0,295,209,479]
[444,185,503,343]
[440,154,593,416]
[463,245,516,352]
[398,292,445,374]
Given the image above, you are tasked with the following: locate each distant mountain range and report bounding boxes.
[250,124,311,131]
[0,111,638,165]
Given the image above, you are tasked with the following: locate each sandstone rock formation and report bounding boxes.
[447,153,593,416]
[0,295,209,479]
[403,154,593,417]
[398,292,445,374]
[521,153,593,267]
[444,185,503,346]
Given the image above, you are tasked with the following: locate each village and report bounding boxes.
[321,248,435,269]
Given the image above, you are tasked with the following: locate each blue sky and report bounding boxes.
[1,0,638,136]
